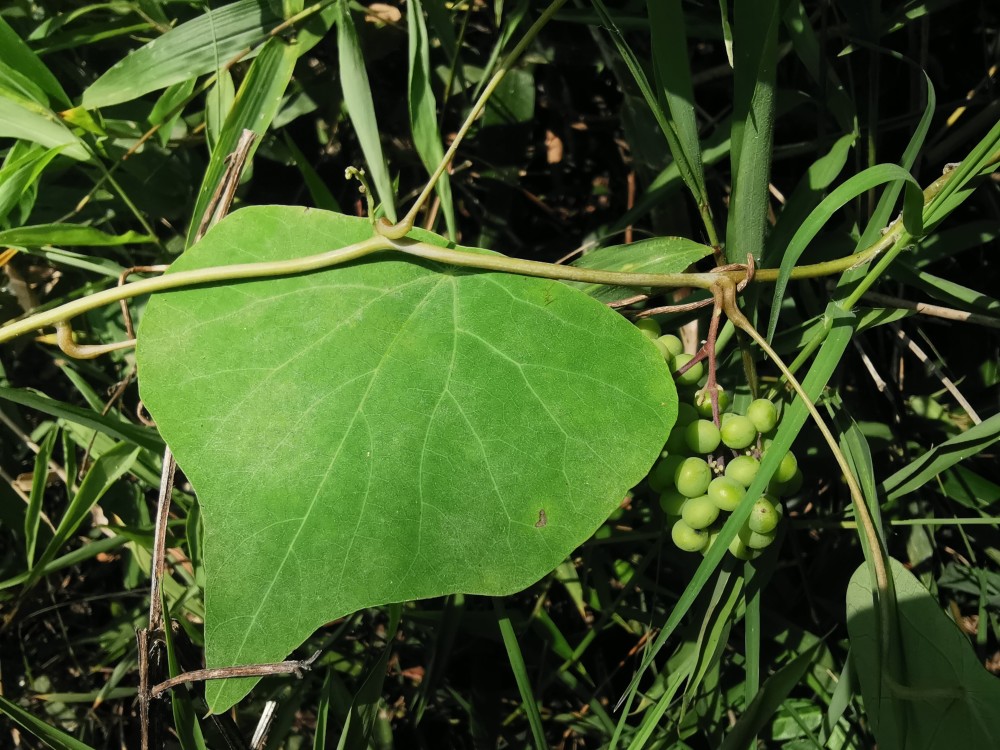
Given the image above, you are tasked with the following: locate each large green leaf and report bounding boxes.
[847,558,1000,748]
[136,206,676,712]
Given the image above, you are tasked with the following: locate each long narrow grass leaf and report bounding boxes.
[336,0,396,222]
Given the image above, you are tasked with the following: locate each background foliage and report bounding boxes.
[0,0,998,748]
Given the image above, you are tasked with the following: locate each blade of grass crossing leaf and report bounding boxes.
[0,224,154,248]
[725,0,779,264]
[25,427,58,567]
[719,643,823,750]
[408,0,456,239]
[186,37,299,245]
[616,311,856,718]
[683,571,742,714]
[834,409,885,538]
[882,413,1000,502]
[590,0,707,213]
[647,1,712,233]
[163,594,209,750]
[766,164,923,342]
[494,598,547,750]
[336,0,396,222]
[0,694,98,750]
[205,71,236,153]
[0,387,163,452]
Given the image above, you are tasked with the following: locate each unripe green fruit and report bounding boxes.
[658,334,683,358]
[720,415,757,450]
[774,451,798,484]
[653,338,673,361]
[659,488,687,516]
[665,427,688,454]
[671,519,708,552]
[728,534,754,560]
[748,495,780,534]
[594,525,612,539]
[681,495,719,529]
[672,354,704,386]
[635,318,661,340]
[685,419,721,454]
[708,476,745,511]
[693,387,730,418]
[701,524,723,555]
[725,455,760,487]
[675,402,699,427]
[674,457,713,497]
[649,454,685,492]
[769,467,803,497]
[739,525,777,550]
[746,398,778,433]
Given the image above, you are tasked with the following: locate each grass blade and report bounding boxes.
[0,96,88,161]
[83,0,283,108]
[25,427,58,567]
[336,0,397,222]
[408,0,456,239]
[0,694,98,750]
[719,643,823,750]
[0,16,70,107]
[725,0,780,264]
[186,36,299,245]
[495,598,547,750]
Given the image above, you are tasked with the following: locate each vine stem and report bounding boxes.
[0,226,901,348]
[719,279,895,666]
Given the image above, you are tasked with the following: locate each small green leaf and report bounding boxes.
[0,224,154,248]
[136,206,676,712]
[847,558,1000,748]
[82,0,284,109]
[0,17,71,108]
[569,236,714,302]
[0,96,88,161]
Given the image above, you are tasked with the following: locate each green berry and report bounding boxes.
[665,427,688,454]
[671,519,708,552]
[635,318,661,340]
[684,419,721,454]
[725,455,760,487]
[681,495,719,529]
[693,387,730,418]
[774,451,798,484]
[674,457,712,498]
[769,467,803,497]
[657,334,683,358]
[675,402,699,427]
[728,534,754,560]
[672,354,704,386]
[746,399,778,433]
[659,488,687,516]
[748,495,780,534]
[649,454,685,492]
[720,415,757,450]
[708,476,745,511]
[739,525,777,550]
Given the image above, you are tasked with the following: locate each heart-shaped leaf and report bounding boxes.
[136,206,676,712]
[847,558,1000,748]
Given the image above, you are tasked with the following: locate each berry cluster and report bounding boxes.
[636,319,801,560]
